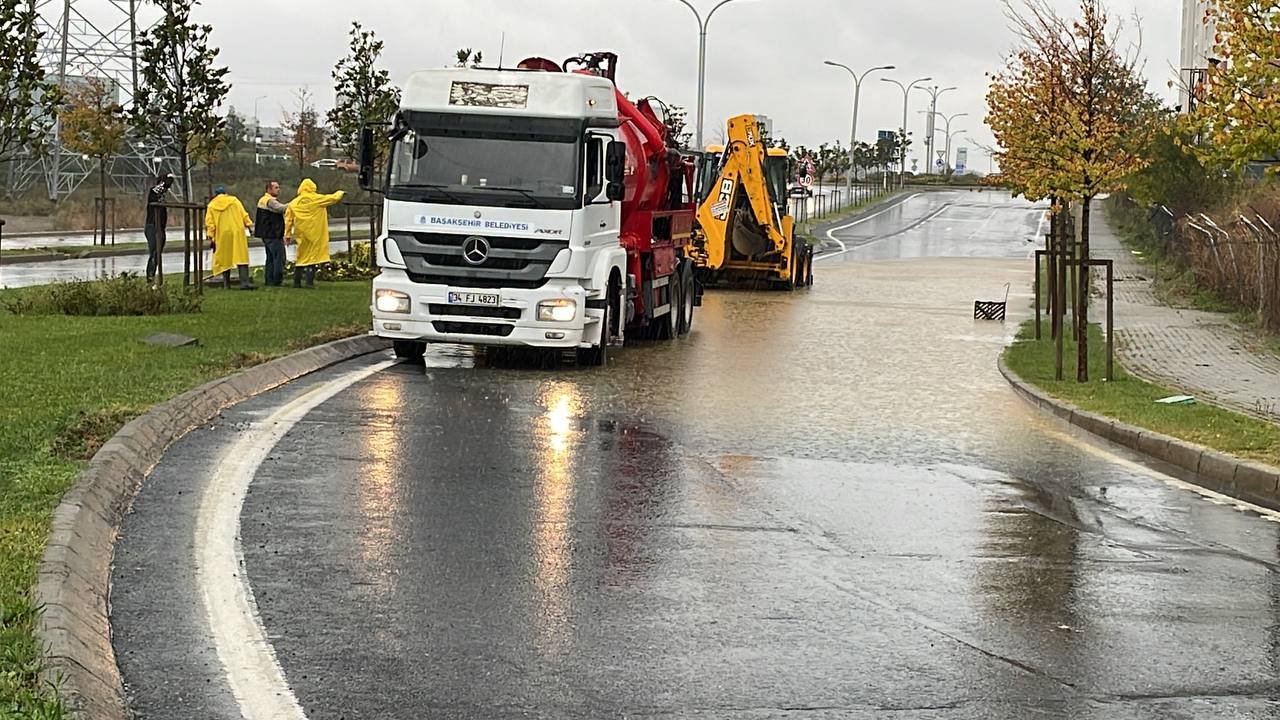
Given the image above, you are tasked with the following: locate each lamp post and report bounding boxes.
[253,95,267,143]
[668,0,755,152]
[881,76,931,181]
[946,128,967,173]
[913,85,956,174]
[825,61,895,203]
[932,111,968,173]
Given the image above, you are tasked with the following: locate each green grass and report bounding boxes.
[1004,319,1280,467]
[0,280,373,717]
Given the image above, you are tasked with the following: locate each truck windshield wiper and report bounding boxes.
[471,186,550,209]
[394,183,466,204]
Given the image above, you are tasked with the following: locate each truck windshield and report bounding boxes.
[388,123,581,210]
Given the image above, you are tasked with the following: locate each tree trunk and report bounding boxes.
[206,161,214,201]
[1078,196,1093,383]
[99,158,107,246]
[178,150,192,204]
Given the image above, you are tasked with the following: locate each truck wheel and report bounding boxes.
[660,278,681,341]
[579,291,613,367]
[678,263,695,335]
[393,340,426,364]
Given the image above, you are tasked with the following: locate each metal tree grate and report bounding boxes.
[974,283,1010,322]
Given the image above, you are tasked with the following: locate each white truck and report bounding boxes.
[359,52,698,366]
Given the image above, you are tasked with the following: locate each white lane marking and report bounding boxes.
[816,202,952,262]
[965,210,999,240]
[194,359,395,720]
[1032,209,1047,244]
[823,192,925,249]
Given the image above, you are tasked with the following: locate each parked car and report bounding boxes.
[335,159,360,172]
[310,158,339,169]
[788,185,813,198]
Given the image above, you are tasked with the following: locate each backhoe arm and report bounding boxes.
[695,114,790,269]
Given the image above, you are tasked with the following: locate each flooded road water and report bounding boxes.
[0,239,359,288]
[113,190,1280,719]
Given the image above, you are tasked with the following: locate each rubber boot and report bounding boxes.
[293,266,303,288]
[237,265,257,291]
[221,270,231,288]
[304,266,316,289]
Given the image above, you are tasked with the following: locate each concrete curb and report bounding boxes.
[36,333,391,719]
[998,356,1280,511]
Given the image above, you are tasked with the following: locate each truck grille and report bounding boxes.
[432,321,516,337]
[392,231,568,290]
[428,304,522,321]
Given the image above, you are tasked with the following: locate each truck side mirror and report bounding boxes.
[606,141,627,184]
[358,126,377,192]
[606,182,625,202]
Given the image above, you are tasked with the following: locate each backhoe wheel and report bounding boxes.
[393,340,426,364]
[678,263,696,335]
[784,245,799,291]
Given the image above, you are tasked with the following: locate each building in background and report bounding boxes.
[1180,0,1217,112]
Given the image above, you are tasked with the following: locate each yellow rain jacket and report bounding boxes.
[206,193,253,276]
[285,179,345,267]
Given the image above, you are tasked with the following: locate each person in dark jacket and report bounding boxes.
[255,180,288,286]
[144,173,176,282]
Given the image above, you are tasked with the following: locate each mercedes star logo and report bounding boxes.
[462,236,491,266]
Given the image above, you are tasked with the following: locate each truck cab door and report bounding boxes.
[582,134,620,251]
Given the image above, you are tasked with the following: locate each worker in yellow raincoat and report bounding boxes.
[285,178,345,288]
[206,186,256,290]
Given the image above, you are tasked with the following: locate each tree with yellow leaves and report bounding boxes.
[61,76,128,241]
[987,0,1161,381]
[1187,1,1280,172]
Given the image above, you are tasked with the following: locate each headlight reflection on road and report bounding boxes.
[355,380,405,592]
[531,382,583,653]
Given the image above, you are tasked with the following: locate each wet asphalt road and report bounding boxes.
[113,191,1280,719]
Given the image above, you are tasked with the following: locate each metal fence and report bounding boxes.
[1129,196,1280,331]
[159,198,384,292]
[788,180,894,226]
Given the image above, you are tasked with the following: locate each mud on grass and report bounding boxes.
[0,280,372,716]
[1004,320,1280,467]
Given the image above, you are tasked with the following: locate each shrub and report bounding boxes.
[4,273,203,316]
[284,242,377,282]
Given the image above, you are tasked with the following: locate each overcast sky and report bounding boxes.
[168,0,1179,171]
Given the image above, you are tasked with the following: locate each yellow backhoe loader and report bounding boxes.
[689,114,814,290]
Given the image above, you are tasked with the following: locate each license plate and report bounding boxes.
[447,291,501,307]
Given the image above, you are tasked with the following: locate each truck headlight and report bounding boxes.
[537,299,577,322]
[375,289,411,314]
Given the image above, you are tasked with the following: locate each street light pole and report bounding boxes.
[825,61,895,203]
[913,85,956,174]
[946,128,967,173]
[669,0,753,152]
[882,76,931,182]
[253,95,267,142]
[931,111,968,173]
